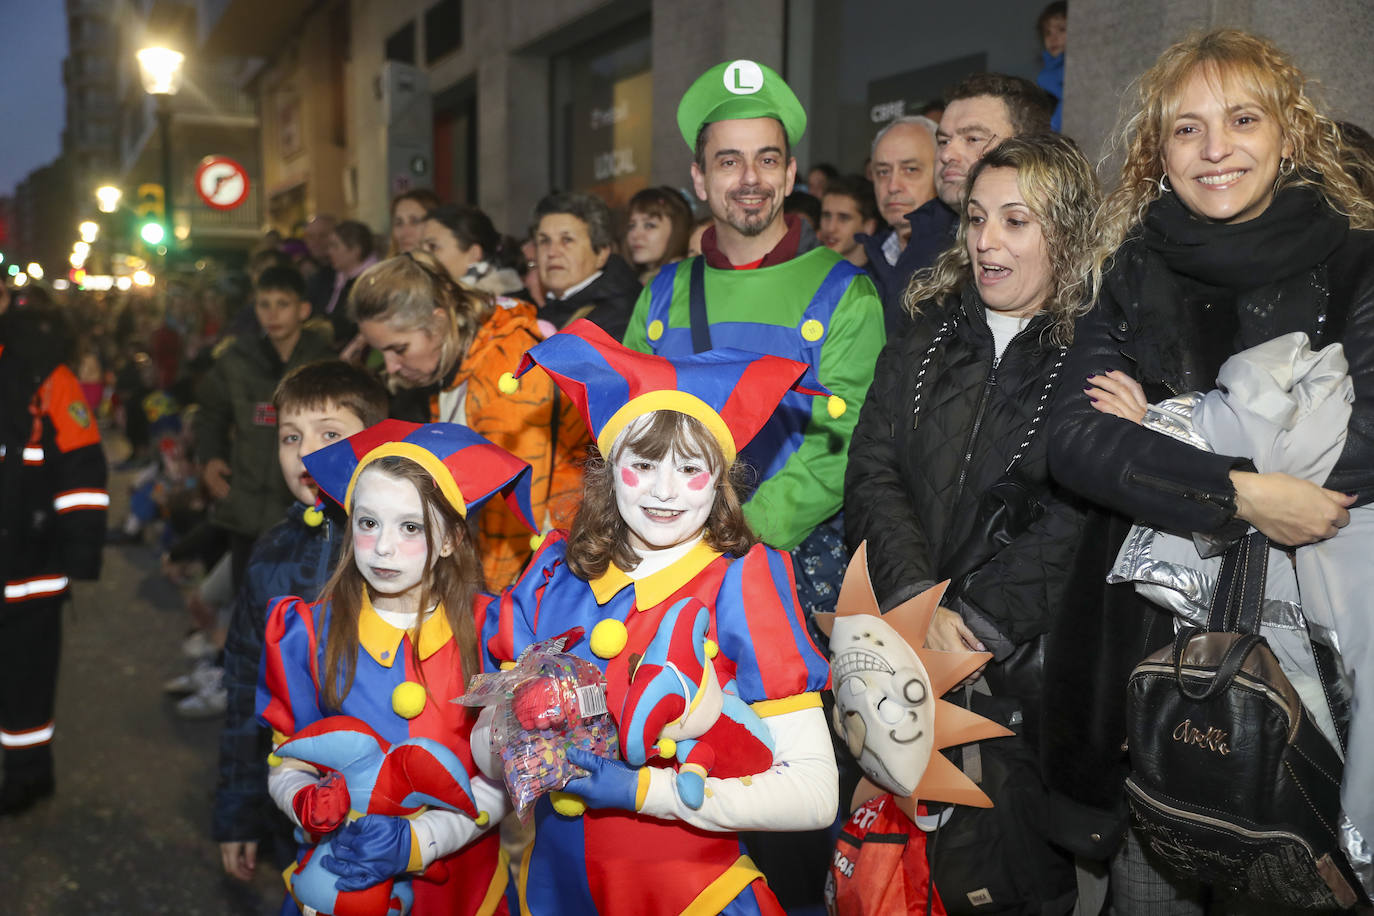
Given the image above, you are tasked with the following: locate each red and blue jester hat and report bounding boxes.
[303,418,537,530]
[513,318,845,461]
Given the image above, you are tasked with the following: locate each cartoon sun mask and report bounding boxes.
[829,613,936,798]
[815,543,1012,809]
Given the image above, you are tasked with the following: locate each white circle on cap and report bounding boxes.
[723,60,764,95]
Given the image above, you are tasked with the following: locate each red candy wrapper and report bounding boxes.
[458,628,618,820]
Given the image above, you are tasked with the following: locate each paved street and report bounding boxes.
[0,464,284,914]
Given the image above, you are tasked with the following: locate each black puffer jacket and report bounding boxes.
[845,285,1084,658]
[1040,189,1374,860]
[1049,191,1374,527]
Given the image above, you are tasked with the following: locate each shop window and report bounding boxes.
[425,0,462,63]
[385,21,416,65]
[549,17,652,210]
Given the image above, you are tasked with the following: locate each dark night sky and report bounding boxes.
[0,0,68,197]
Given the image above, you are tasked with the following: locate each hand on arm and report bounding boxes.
[1085,371,1148,424]
[1229,470,1354,546]
[926,607,987,686]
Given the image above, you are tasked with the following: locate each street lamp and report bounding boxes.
[95,185,121,213]
[78,221,99,243]
[136,46,185,250]
[136,47,185,95]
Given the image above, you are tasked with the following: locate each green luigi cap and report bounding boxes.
[677,59,807,151]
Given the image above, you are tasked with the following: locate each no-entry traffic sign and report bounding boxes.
[194,156,251,211]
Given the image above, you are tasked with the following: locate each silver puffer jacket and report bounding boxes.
[1106,332,1373,891]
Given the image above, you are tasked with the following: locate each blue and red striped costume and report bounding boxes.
[258,594,506,916]
[484,532,830,916]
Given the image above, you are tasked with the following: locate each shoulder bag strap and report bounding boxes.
[1204,529,1268,635]
[688,256,713,354]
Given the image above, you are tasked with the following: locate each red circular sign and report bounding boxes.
[194,156,251,211]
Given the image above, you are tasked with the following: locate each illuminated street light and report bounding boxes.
[137,46,184,253]
[26,262,43,280]
[73,241,91,257]
[136,47,185,96]
[132,269,155,287]
[96,186,122,213]
[13,273,28,287]
[70,252,87,269]
[140,221,166,245]
[78,221,99,243]
[116,276,133,291]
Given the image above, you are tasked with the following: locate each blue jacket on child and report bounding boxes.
[212,500,343,843]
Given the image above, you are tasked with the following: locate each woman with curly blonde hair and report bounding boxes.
[1044,28,1374,912]
[845,132,1100,913]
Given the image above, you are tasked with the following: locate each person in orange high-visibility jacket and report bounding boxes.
[0,304,108,815]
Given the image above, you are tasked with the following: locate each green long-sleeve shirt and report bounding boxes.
[623,249,885,549]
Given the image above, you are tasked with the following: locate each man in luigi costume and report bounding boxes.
[623,60,883,909]
[624,60,884,626]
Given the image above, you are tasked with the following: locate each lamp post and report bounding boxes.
[95,186,121,213]
[136,47,185,248]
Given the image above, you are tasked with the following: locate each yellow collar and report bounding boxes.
[357,593,454,666]
[587,540,723,609]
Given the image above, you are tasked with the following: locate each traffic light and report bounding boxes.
[135,183,166,248]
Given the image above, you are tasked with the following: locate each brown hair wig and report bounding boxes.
[316,456,485,710]
[564,411,755,580]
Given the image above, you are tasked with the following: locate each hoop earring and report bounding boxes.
[1279,157,1295,177]
[1157,174,1173,194]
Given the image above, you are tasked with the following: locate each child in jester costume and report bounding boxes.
[258,420,535,916]
[480,319,840,916]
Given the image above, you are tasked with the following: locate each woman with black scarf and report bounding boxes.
[1044,29,1374,913]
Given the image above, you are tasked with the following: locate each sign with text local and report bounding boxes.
[194,156,251,210]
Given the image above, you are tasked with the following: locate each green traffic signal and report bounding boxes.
[140,221,166,245]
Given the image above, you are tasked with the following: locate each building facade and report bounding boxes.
[196,0,1374,248]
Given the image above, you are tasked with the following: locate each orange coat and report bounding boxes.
[431,300,587,587]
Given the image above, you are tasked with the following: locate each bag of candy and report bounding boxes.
[458,627,618,819]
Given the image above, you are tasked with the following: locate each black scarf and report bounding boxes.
[1142,184,1347,289]
[1108,185,1350,391]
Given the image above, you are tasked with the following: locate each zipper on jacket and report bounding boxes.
[1126,470,1228,507]
[953,356,999,505]
[314,516,333,585]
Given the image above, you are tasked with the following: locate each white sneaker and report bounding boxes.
[162,660,221,695]
[174,669,226,719]
[180,629,218,660]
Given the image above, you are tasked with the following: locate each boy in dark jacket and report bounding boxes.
[194,266,335,590]
[213,360,388,881]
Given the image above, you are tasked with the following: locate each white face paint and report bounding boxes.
[612,437,719,555]
[350,467,452,615]
[829,615,935,798]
